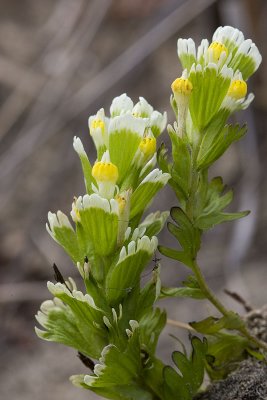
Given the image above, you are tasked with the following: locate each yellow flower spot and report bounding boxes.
[90,119,105,133]
[92,161,118,183]
[171,77,193,96]
[116,195,127,214]
[227,79,247,99]
[208,41,228,61]
[139,137,156,157]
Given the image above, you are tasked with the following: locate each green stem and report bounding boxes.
[192,259,229,316]
[192,259,267,352]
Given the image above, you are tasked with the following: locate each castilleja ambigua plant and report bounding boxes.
[36,26,265,399]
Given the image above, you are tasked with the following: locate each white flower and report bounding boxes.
[118,235,158,263]
[109,113,148,137]
[141,168,171,186]
[75,193,119,215]
[88,108,109,150]
[110,93,133,117]
[150,110,167,137]
[46,210,74,237]
[132,97,153,117]
[73,136,86,157]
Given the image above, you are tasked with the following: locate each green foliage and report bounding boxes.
[195,176,249,230]
[168,127,192,203]
[197,122,247,170]
[163,337,208,399]
[205,332,251,380]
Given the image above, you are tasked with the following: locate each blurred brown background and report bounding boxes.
[0,0,267,399]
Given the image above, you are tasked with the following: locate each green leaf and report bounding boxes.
[206,332,250,380]
[71,374,154,400]
[191,312,246,334]
[106,242,155,305]
[160,286,205,299]
[157,142,169,174]
[130,179,168,219]
[52,225,83,263]
[196,210,249,230]
[169,207,201,257]
[168,130,191,201]
[197,123,247,170]
[35,288,107,359]
[163,336,207,399]
[139,308,167,353]
[158,245,193,268]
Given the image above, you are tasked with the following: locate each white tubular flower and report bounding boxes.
[221,71,254,112]
[197,39,209,63]
[212,26,262,79]
[133,130,156,168]
[132,97,153,117]
[177,38,197,70]
[110,93,134,117]
[118,235,157,263]
[150,110,167,138]
[91,151,119,199]
[46,211,74,238]
[141,168,170,186]
[116,189,131,246]
[171,69,193,137]
[70,197,81,223]
[130,169,170,219]
[73,136,86,157]
[212,26,245,51]
[88,108,109,152]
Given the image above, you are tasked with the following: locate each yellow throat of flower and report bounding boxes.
[92,161,119,183]
[139,137,156,157]
[208,41,228,61]
[171,77,193,96]
[90,119,105,133]
[227,79,247,99]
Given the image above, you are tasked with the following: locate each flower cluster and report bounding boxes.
[172,26,261,137]
[46,94,169,269]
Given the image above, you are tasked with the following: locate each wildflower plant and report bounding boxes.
[36,26,266,399]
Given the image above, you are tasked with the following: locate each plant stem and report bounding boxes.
[192,259,229,316]
[192,259,267,352]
